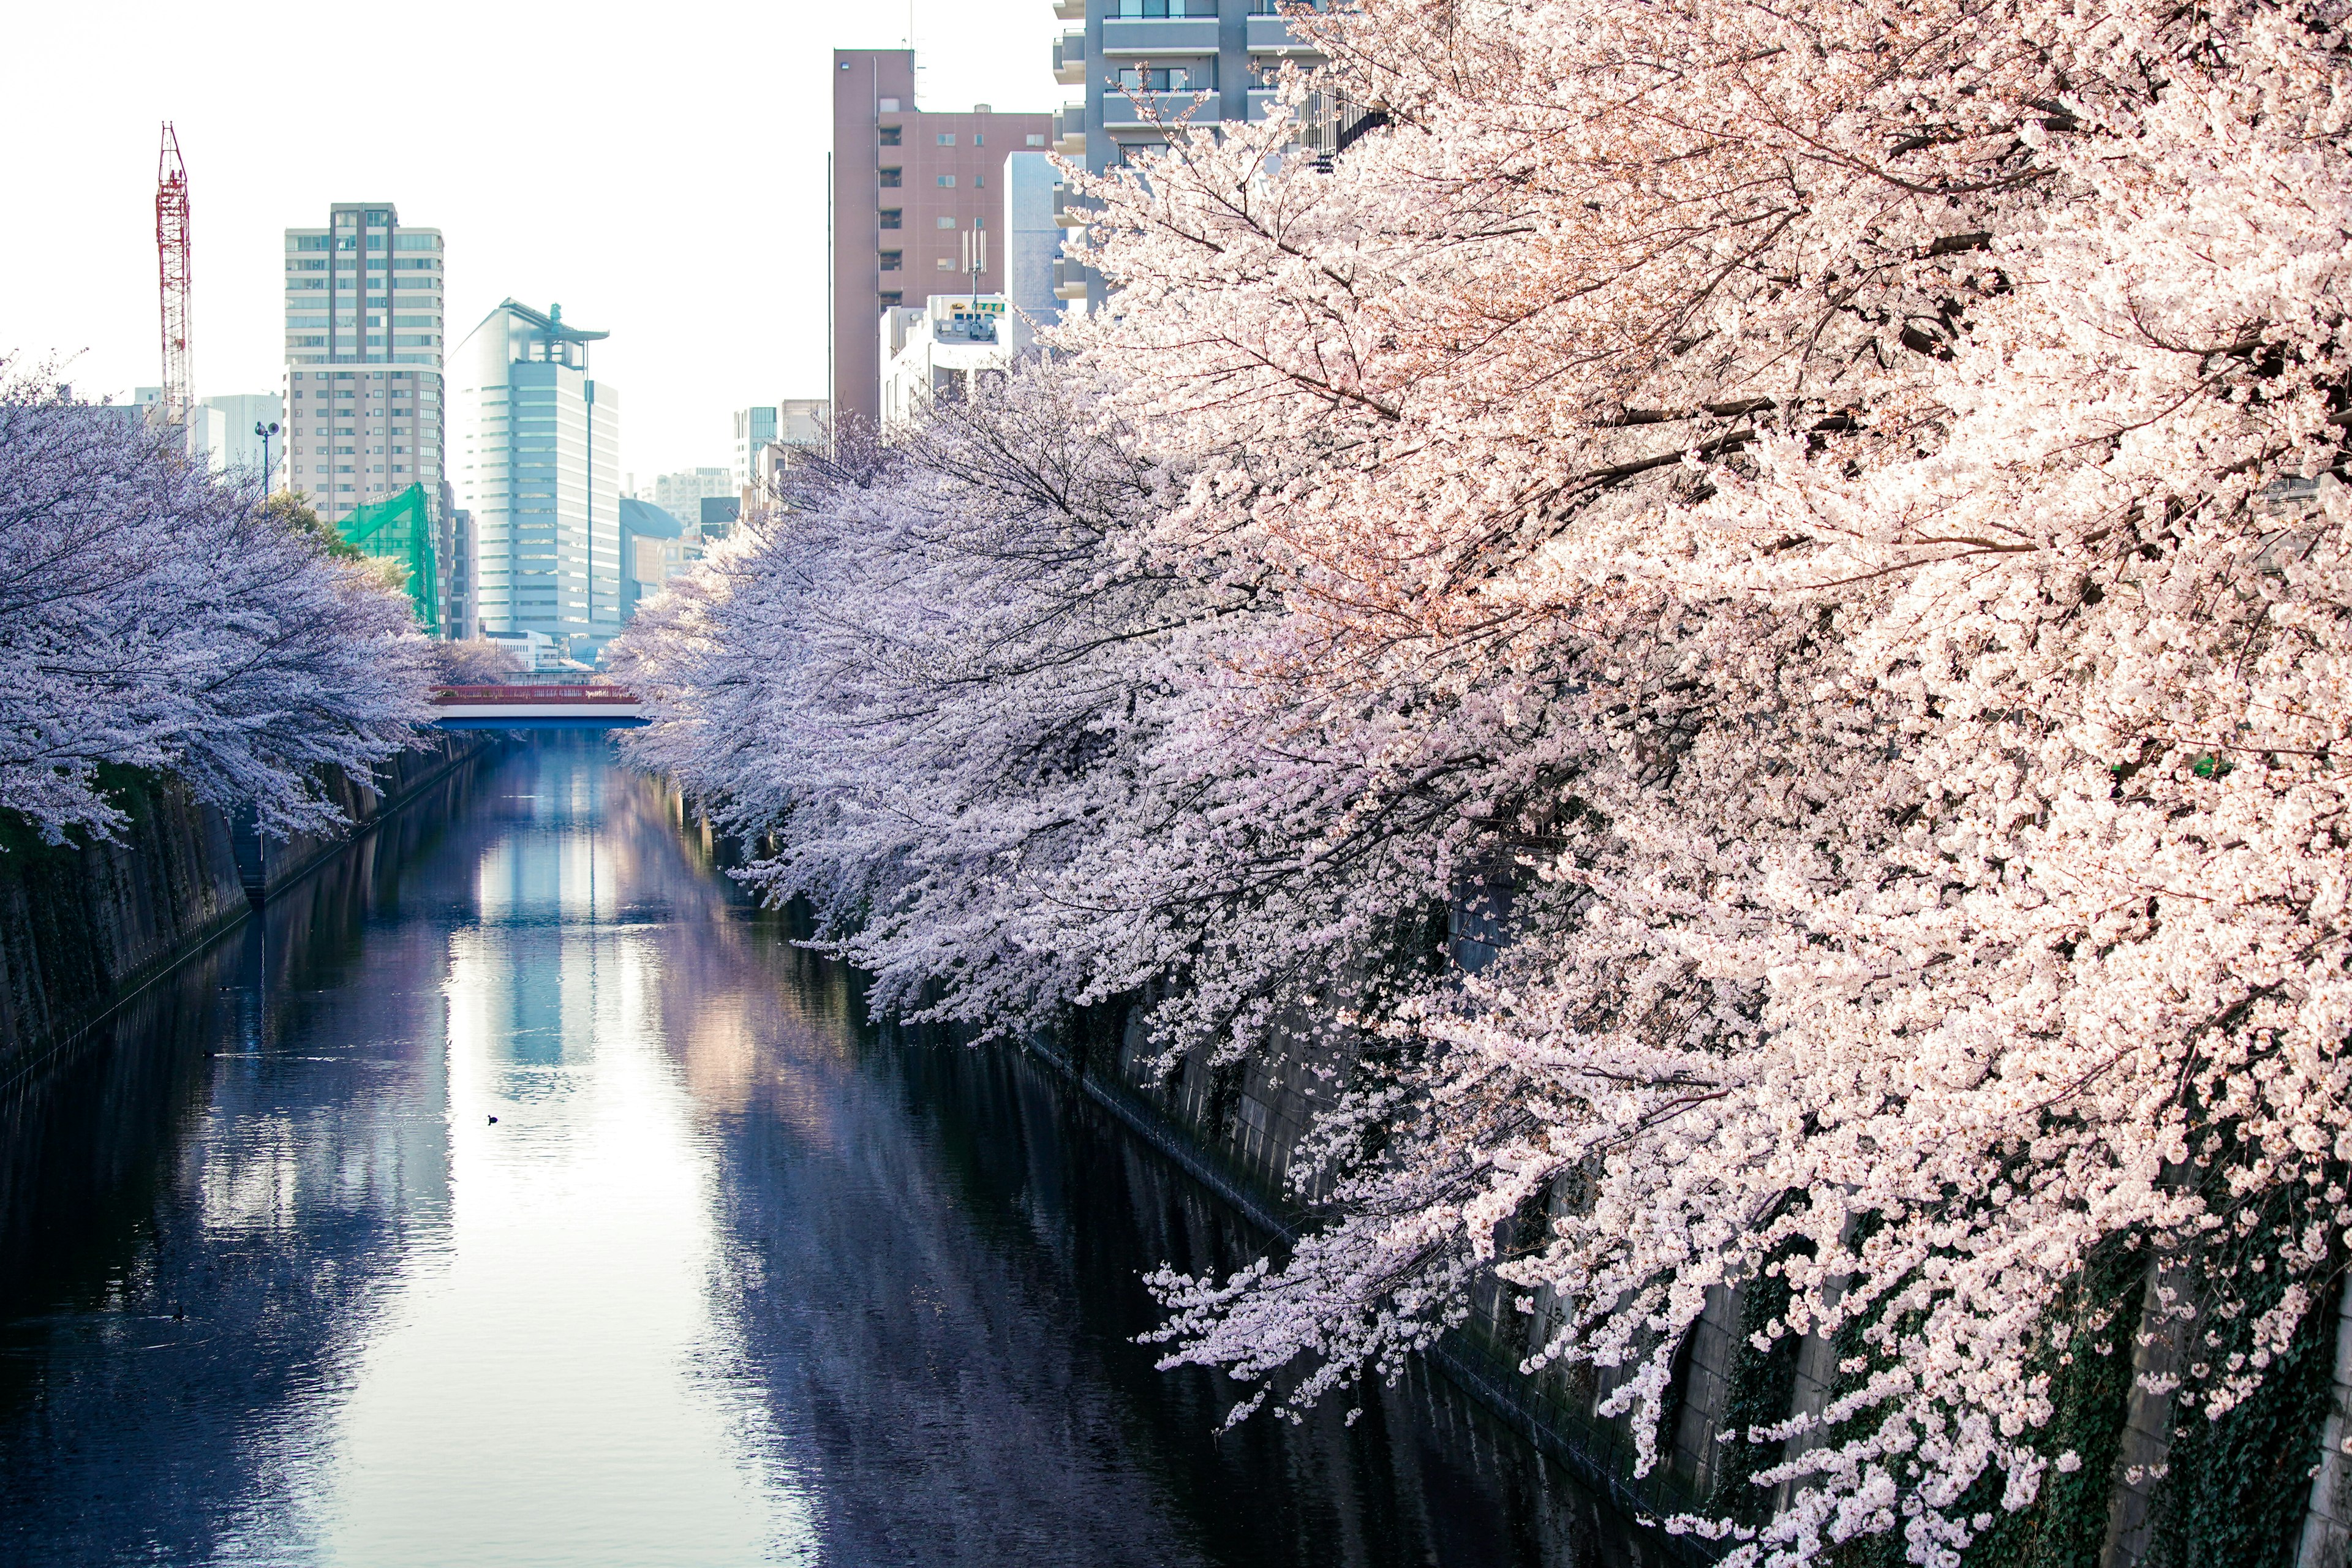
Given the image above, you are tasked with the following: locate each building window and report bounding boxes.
[878,250,903,270]
[878,125,902,145]
[1027,134,1046,146]
[879,96,900,111]
[974,133,984,146]
[879,167,902,187]
[879,208,903,228]
[1118,0,1211,13]
[936,257,957,270]
[1116,64,1214,89]
[879,291,903,308]
[936,215,957,229]
[936,132,956,146]
[937,174,956,187]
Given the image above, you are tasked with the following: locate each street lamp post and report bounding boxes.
[255,420,281,492]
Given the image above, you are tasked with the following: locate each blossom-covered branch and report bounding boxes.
[0,373,435,842]
[620,0,2352,1556]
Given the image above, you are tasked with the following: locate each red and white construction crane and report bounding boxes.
[155,123,193,428]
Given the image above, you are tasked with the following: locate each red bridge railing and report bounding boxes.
[432,685,643,704]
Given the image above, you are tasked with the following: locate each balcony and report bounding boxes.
[1099,89,1219,127]
[1246,13,1322,55]
[1053,187,1096,229]
[1052,31,1087,84]
[1054,102,1088,156]
[1054,0,1084,15]
[1102,16,1220,53]
[1053,256,1092,301]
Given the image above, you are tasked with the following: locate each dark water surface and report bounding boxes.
[0,742,1635,1567]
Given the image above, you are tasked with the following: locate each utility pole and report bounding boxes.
[155,123,194,430]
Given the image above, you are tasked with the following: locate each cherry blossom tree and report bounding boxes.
[621,0,2352,1556]
[0,373,436,843]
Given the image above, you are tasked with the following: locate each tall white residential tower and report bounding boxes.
[278,202,447,524]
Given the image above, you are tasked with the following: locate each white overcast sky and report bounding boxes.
[0,0,1058,480]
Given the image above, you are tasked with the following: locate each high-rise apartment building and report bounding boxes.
[731,406,778,490]
[453,300,622,661]
[831,51,1051,430]
[1049,0,1359,307]
[279,203,447,524]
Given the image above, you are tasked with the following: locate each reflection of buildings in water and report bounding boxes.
[671,929,1637,1567]
[0,743,1634,1568]
[300,740,818,1563]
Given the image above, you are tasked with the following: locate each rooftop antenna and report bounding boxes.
[964,219,987,312]
[155,123,194,429]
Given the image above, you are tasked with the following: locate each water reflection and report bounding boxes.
[0,742,1637,1567]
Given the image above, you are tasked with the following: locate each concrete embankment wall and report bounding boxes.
[0,734,490,1082]
[682,799,2352,1567]
[1020,988,2351,1568]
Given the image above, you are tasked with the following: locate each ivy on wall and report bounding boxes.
[1958,1240,2144,1568]
[2142,1181,2345,1568]
[1714,1245,1803,1528]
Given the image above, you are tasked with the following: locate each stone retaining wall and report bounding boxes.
[0,734,492,1084]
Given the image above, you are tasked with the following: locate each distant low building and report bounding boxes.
[731,407,777,491]
[647,467,734,529]
[697,495,741,545]
[131,388,284,480]
[880,295,1030,429]
[481,627,562,673]
[777,398,828,447]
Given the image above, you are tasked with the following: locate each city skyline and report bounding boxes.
[0,0,1057,478]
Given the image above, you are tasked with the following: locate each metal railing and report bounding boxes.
[432,685,639,704]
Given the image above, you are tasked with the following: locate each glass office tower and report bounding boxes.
[453,300,622,663]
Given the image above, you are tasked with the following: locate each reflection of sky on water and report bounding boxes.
[304,758,813,1566]
[0,742,1634,1568]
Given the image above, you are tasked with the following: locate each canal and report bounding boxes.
[0,742,1636,1567]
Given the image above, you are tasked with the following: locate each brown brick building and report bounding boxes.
[831,51,1051,432]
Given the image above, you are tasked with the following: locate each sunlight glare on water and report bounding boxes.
[307,790,813,1566]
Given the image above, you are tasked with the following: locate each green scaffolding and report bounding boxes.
[337,483,440,636]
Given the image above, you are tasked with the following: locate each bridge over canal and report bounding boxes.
[431,684,647,729]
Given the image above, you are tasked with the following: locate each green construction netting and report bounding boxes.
[337,483,440,636]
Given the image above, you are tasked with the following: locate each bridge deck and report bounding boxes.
[431,684,648,729]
